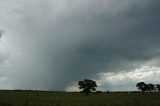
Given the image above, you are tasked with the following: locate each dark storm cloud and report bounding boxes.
[1,0,160,90]
[47,0,160,89]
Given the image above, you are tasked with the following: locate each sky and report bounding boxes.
[0,0,160,91]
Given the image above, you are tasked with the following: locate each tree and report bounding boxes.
[147,83,155,92]
[155,84,160,92]
[136,82,147,94]
[78,79,97,95]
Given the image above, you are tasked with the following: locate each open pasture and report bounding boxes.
[0,90,160,106]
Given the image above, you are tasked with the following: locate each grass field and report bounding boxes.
[0,90,160,106]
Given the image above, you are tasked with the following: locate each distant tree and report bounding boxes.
[78,79,97,95]
[96,91,102,93]
[155,84,160,92]
[136,82,147,94]
[147,83,155,92]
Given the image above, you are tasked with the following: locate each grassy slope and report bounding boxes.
[0,90,160,106]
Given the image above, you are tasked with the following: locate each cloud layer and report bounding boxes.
[0,0,160,90]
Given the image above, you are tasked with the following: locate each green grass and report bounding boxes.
[0,90,160,106]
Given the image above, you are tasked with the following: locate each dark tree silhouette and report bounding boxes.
[147,83,155,92]
[136,82,147,94]
[156,84,160,92]
[78,79,97,95]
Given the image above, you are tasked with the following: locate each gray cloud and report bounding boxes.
[0,0,160,90]
[0,30,6,64]
[0,30,2,39]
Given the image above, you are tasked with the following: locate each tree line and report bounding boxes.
[136,82,160,93]
[78,79,160,95]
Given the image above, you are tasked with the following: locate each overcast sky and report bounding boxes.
[0,0,160,91]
